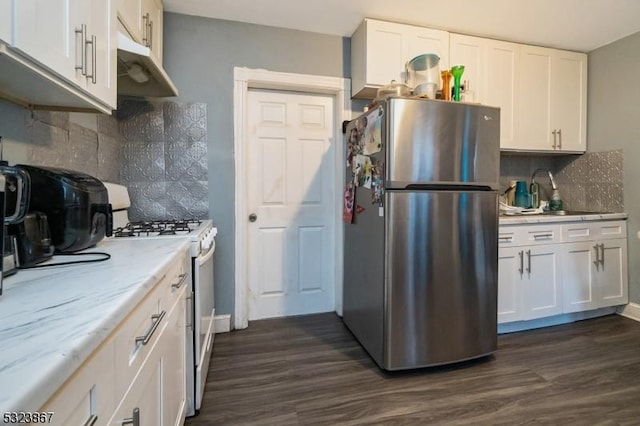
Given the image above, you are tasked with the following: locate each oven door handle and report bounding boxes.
[195,242,215,266]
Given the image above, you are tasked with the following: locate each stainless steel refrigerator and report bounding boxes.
[343,97,500,370]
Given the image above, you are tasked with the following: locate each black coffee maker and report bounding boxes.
[0,161,30,295]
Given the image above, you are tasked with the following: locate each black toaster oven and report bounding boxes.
[16,165,112,253]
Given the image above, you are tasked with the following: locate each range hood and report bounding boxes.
[117,32,178,98]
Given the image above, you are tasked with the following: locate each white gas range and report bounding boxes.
[105,183,216,417]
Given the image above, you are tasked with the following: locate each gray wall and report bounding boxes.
[163,13,351,320]
[588,31,640,302]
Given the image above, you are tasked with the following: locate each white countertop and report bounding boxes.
[500,212,628,225]
[0,237,190,413]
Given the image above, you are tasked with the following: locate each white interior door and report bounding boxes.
[246,89,335,320]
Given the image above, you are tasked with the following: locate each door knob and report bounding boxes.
[248,213,257,222]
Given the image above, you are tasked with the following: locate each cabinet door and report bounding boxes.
[407,26,449,73]
[485,40,519,149]
[449,34,483,102]
[561,242,599,313]
[109,346,163,426]
[552,50,587,152]
[0,0,11,43]
[366,20,406,87]
[141,0,163,64]
[599,239,628,307]
[498,247,523,323]
[163,292,187,426]
[518,45,554,151]
[86,0,117,108]
[522,244,562,320]
[116,0,143,41]
[13,0,75,81]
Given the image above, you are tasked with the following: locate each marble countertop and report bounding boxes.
[500,212,627,225]
[0,237,190,413]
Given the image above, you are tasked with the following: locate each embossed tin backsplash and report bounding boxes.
[118,99,208,221]
[500,150,624,212]
[24,100,209,221]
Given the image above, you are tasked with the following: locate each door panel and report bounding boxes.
[384,190,498,369]
[523,245,562,319]
[599,241,628,307]
[562,242,598,313]
[386,99,500,187]
[519,46,553,150]
[498,247,523,323]
[247,90,335,320]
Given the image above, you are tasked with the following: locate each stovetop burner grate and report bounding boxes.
[114,219,203,238]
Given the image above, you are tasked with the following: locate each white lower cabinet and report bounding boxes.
[498,244,562,323]
[522,244,563,319]
[562,238,628,313]
[498,220,628,325]
[38,250,189,426]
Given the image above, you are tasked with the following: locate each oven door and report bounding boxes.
[194,239,215,411]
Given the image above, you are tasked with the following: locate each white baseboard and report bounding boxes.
[617,303,640,322]
[498,307,617,334]
[213,314,231,333]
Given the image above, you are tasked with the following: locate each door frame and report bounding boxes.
[233,67,351,329]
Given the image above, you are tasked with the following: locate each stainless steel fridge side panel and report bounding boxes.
[383,190,498,370]
[386,98,500,189]
[343,185,386,367]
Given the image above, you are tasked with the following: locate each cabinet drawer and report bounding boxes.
[40,340,116,426]
[561,220,627,242]
[114,275,168,399]
[500,224,561,246]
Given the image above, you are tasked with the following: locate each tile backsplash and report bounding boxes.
[500,150,624,212]
[21,99,209,221]
[25,110,121,183]
[118,99,209,221]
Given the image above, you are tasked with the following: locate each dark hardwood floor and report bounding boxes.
[186,313,640,425]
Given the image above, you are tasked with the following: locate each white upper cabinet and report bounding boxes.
[450,34,519,147]
[450,37,586,153]
[117,0,164,64]
[552,50,587,152]
[0,0,11,43]
[516,45,587,152]
[13,0,75,81]
[518,45,554,151]
[3,0,116,112]
[351,18,449,99]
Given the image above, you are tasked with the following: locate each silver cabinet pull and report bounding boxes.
[600,243,605,267]
[142,13,150,47]
[526,250,532,274]
[85,34,97,84]
[186,293,193,330]
[172,273,188,289]
[122,408,139,426]
[593,244,600,269]
[75,24,87,75]
[552,129,557,149]
[83,415,98,426]
[518,250,524,275]
[558,129,562,149]
[91,35,97,84]
[148,20,153,50]
[135,311,166,345]
[499,236,513,241]
[533,233,553,239]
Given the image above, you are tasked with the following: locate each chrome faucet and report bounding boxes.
[531,168,561,209]
[531,168,558,191]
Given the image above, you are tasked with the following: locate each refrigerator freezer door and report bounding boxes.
[383,189,498,370]
[385,98,500,189]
